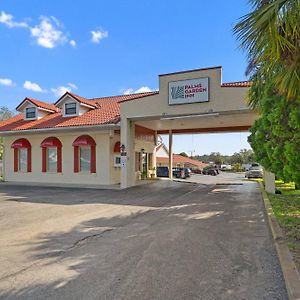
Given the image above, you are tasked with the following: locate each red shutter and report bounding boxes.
[91,145,96,173]
[57,146,62,173]
[42,147,47,172]
[14,149,18,172]
[27,147,32,172]
[74,146,79,173]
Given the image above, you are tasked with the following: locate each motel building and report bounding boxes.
[0,66,276,192]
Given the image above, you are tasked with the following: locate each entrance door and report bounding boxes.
[142,153,148,173]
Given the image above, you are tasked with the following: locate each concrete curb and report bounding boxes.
[259,182,300,300]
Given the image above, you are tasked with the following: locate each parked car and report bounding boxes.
[156,167,192,179]
[202,166,218,176]
[156,166,169,177]
[192,169,202,174]
[172,168,192,179]
[245,165,263,178]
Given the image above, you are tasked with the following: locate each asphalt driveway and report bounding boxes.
[0,180,288,299]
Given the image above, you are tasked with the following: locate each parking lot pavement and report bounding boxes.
[0,180,288,300]
[174,171,247,185]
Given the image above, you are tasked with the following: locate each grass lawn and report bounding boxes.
[268,180,300,271]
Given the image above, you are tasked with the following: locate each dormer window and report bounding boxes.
[65,103,77,116]
[25,107,36,119]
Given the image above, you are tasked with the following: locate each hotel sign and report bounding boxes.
[168,77,209,105]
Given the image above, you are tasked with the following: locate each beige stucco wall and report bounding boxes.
[3,129,156,186]
[3,130,112,185]
[110,133,156,184]
[120,67,258,131]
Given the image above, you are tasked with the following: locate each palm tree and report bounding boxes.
[234,0,300,105]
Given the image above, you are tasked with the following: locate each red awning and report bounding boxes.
[11,138,31,149]
[41,137,62,148]
[72,135,96,147]
[114,141,121,153]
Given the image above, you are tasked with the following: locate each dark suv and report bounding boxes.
[173,168,192,179]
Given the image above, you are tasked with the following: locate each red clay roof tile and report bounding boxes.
[157,154,208,169]
[0,91,157,132]
[16,98,58,112]
[221,81,251,87]
[55,92,98,108]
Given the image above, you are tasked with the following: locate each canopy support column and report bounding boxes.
[121,118,135,189]
[169,130,173,180]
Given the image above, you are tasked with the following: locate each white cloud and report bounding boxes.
[0,78,14,87]
[51,86,70,97]
[0,11,28,28]
[51,82,78,97]
[123,86,153,95]
[23,80,45,92]
[69,40,76,47]
[30,16,67,48]
[68,83,78,90]
[91,30,108,44]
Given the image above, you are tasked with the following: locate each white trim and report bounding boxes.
[0,123,120,136]
[160,113,219,120]
[16,100,37,112]
[56,94,95,110]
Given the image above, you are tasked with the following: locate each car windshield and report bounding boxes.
[250,166,262,170]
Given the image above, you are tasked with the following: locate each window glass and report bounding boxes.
[65,103,77,115]
[26,107,36,119]
[47,147,57,172]
[80,146,91,172]
[19,148,27,171]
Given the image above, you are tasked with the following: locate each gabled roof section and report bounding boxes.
[221,81,251,87]
[55,92,98,109]
[155,143,169,155]
[157,154,208,169]
[16,97,58,112]
[0,91,157,132]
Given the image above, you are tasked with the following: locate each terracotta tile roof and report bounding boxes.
[157,154,208,169]
[16,98,58,112]
[0,91,157,132]
[221,81,252,87]
[55,92,98,108]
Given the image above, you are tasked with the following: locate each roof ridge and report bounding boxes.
[221,81,252,87]
[89,91,158,101]
[16,97,58,112]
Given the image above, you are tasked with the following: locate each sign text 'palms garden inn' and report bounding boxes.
[168,77,209,105]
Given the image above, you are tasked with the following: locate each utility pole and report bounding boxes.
[189,149,195,158]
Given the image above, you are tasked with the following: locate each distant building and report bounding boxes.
[156,144,208,170]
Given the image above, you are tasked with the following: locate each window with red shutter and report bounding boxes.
[11,138,31,172]
[40,137,62,173]
[72,135,96,173]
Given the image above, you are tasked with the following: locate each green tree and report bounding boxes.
[178,152,188,157]
[0,107,14,160]
[208,152,223,165]
[229,152,243,165]
[234,1,300,187]
[234,0,300,103]
[248,87,300,186]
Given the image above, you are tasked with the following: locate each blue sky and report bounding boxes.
[0,0,252,155]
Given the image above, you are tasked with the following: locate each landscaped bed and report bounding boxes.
[268,181,300,272]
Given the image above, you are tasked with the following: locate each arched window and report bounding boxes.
[40,137,62,173]
[11,138,32,172]
[72,135,96,173]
